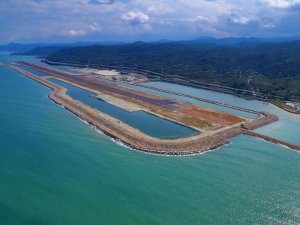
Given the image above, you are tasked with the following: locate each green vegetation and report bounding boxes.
[44,41,300,100]
[270,99,299,113]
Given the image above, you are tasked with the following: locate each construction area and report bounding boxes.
[9,61,300,155]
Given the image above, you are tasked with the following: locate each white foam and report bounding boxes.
[277,143,294,150]
[250,135,299,153]
[50,98,233,156]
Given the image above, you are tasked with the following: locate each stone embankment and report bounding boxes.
[10,65,291,155]
[134,83,261,116]
[243,130,300,152]
[242,112,279,129]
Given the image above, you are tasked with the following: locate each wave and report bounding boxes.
[52,97,232,156]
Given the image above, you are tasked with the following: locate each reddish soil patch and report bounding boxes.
[17,61,245,130]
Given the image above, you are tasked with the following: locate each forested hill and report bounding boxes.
[45,41,300,100]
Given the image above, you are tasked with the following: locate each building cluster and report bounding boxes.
[286,101,300,111]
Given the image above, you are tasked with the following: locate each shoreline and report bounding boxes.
[63,104,231,157]
[270,99,300,115]
[15,61,248,132]
[244,130,300,152]
[150,78,300,116]
[46,76,203,134]
[11,64,297,155]
[132,83,261,117]
[43,59,300,115]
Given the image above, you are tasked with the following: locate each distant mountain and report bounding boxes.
[178,36,300,46]
[3,36,300,53]
[24,46,66,57]
[0,41,123,54]
[0,43,50,53]
[43,40,300,100]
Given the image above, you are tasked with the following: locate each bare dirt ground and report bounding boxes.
[10,63,285,155]
[16,61,247,132]
[73,68,148,83]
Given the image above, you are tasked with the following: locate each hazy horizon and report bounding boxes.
[1,0,300,44]
[2,35,300,46]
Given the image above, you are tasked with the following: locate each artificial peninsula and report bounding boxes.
[9,61,300,155]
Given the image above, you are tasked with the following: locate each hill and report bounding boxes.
[44,41,300,100]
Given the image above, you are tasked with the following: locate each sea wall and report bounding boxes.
[242,112,279,130]
[10,65,283,155]
[243,130,300,152]
[135,83,261,116]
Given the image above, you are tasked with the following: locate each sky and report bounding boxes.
[0,0,300,43]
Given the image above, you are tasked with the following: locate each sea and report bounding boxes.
[0,52,299,225]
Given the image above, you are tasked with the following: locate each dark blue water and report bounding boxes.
[17,65,49,77]
[48,78,197,139]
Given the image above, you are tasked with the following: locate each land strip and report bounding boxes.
[9,64,295,155]
[15,61,247,132]
[73,68,149,83]
[243,130,300,152]
[94,94,142,112]
[133,83,261,116]
[42,59,300,114]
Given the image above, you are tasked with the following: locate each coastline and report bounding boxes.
[155,78,300,115]
[270,99,300,115]
[43,60,300,115]
[15,61,247,132]
[1,54,299,225]
[11,64,297,155]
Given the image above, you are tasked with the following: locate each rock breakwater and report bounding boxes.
[10,65,285,155]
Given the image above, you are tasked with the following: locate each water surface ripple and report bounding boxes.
[0,53,299,225]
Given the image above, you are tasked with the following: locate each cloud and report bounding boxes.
[263,0,300,8]
[231,16,251,25]
[64,29,87,37]
[62,23,101,38]
[89,0,115,5]
[0,0,300,43]
[121,11,150,25]
[89,23,101,32]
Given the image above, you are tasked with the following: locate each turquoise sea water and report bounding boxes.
[142,82,300,145]
[0,53,299,225]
